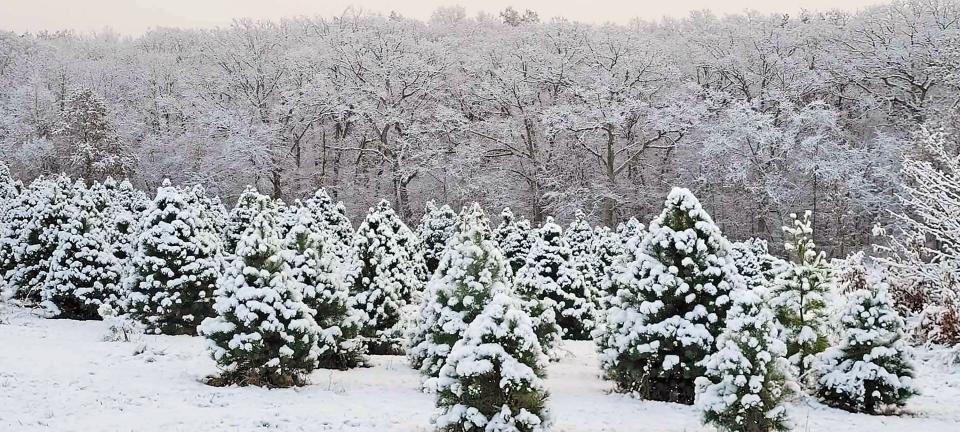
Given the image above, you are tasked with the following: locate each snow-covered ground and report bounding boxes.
[2,307,959,432]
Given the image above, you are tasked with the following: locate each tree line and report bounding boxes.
[3,1,960,255]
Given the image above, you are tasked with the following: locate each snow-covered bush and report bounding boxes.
[126,180,222,335]
[408,203,509,387]
[200,189,321,387]
[352,199,427,354]
[769,211,833,378]
[814,281,916,414]
[695,245,793,432]
[41,188,123,320]
[596,188,738,404]
[494,207,534,275]
[432,292,551,432]
[7,175,77,302]
[513,217,585,355]
[98,303,144,343]
[418,201,459,276]
[285,202,366,370]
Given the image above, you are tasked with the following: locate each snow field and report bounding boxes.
[2,309,959,432]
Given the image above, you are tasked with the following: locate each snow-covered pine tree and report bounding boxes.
[353,199,427,354]
[494,207,534,275]
[126,180,222,335]
[189,184,228,242]
[596,188,739,404]
[408,203,508,386]
[616,217,646,250]
[432,292,551,432]
[106,179,150,262]
[564,210,594,256]
[565,210,604,333]
[7,175,77,302]
[695,244,793,432]
[0,161,19,201]
[285,202,366,370]
[302,188,356,264]
[417,201,459,276]
[514,217,587,354]
[0,168,27,295]
[42,187,124,320]
[815,276,916,414]
[591,226,627,307]
[200,190,322,387]
[225,186,263,253]
[769,211,833,378]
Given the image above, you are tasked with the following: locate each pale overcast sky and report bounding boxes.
[0,0,889,35]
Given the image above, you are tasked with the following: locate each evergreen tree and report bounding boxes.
[695,246,793,432]
[302,188,356,265]
[514,217,588,355]
[285,203,366,370]
[769,211,833,378]
[126,180,221,335]
[200,191,321,387]
[433,292,551,432]
[0,161,19,201]
[41,189,123,320]
[353,199,427,354]
[815,280,916,414]
[189,184,228,242]
[494,207,534,275]
[0,168,28,296]
[564,210,594,256]
[7,175,77,302]
[591,226,627,308]
[733,239,788,288]
[596,188,740,404]
[615,217,646,250]
[408,203,508,387]
[225,186,263,253]
[417,201,459,275]
[565,211,604,332]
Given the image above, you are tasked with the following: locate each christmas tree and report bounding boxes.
[591,226,627,310]
[0,171,29,297]
[42,188,124,320]
[769,211,833,378]
[432,292,551,432]
[7,175,77,302]
[494,207,534,275]
[200,189,321,387]
[596,188,739,404]
[417,201,459,276]
[408,203,508,388]
[352,199,427,354]
[695,244,793,432]
[815,275,916,414]
[302,188,359,287]
[225,186,263,253]
[126,180,222,335]
[514,217,588,354]
[285,202,366,370]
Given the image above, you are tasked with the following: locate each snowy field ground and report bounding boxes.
[2,307,959,432]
